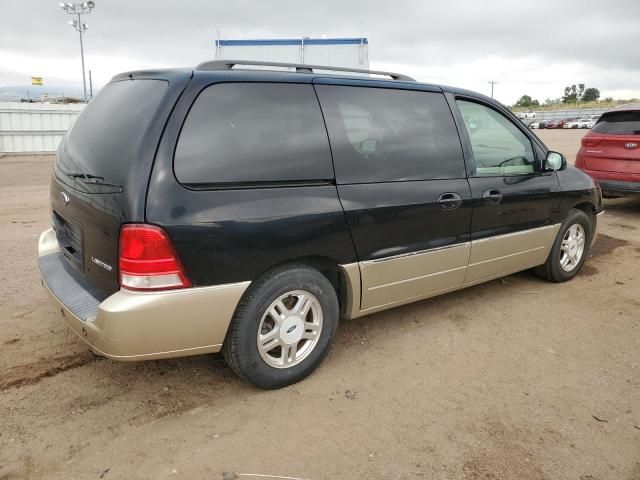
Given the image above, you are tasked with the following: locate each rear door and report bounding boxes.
[452,98,561,283]
[51,75,187,293]
[315,81,472,312]
[584,110,640,173]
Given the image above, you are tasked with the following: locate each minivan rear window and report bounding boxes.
[174,83,333,187]
[54,79,168,193]
[592,111,640,135]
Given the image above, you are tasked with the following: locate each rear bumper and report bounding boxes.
[38,228,249,361]
[576,166,640,195]
[598,179,640,195]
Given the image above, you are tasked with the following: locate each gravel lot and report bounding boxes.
[1,129,639,480]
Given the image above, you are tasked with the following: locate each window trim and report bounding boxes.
[448,94,543,178]
[171,81,335,191]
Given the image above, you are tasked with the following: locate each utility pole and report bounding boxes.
[488,80,498,99]
[215,25,221,59]
[89,69,93,99]
[60,2,96,102]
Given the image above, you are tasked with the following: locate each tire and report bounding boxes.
[534,209,592,282]
[222,264,339,389]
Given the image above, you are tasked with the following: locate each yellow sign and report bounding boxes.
[31,76,43,86]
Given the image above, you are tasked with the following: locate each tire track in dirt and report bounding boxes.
[1,351,102,391]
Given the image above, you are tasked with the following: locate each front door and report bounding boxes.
[454,98,562,283]
[315,81,472,312]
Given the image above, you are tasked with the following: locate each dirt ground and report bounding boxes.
[1,129,638,480]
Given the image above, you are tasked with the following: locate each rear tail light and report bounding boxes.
[582,138,601,147]
[118,224,191,291]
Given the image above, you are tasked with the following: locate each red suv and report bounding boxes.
[576,105,640,196]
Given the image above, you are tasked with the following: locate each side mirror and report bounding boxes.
[544,151,566,171]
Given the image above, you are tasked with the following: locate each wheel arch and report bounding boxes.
[250,255,356,318]
[571,201,597,217]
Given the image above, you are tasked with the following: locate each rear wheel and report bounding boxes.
[222,265,339,389]
[534,209,592,282]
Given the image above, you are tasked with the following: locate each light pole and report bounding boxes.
[60,1,96,102]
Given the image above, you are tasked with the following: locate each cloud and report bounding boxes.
[1,0,638,104]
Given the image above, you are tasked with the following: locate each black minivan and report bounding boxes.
[38,60,603,389]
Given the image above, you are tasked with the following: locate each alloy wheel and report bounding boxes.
[560,224,586,272]
[257,290,323,368]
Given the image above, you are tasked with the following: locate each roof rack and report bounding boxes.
[196,60,415,82]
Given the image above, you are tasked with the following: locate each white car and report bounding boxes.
[563,118,592,129]
[529,121,541,129]
[516,112,536,120]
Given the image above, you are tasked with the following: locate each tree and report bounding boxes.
[514,95,540,108]
[582,88,600,102]
[563,84,579,103]
[562,83,600,103]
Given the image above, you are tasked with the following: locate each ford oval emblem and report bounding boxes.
[624,143,638,150]
[60,191,70,205]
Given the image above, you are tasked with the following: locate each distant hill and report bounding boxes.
[0,85,87,101]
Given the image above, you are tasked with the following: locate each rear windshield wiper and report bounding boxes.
[65,172,123,190]
[67,172,105,181]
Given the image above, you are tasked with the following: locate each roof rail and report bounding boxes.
[196,60,415,82]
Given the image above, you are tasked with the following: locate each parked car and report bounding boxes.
[564,118,591,129]
[38,60,603,389]
[546,119,567,129]
[516,111,536,120]
[529,120,549,129]
[576,105,640,197]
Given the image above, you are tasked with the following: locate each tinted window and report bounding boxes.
[315,85,465,183]
[174,83,333,185]
[457,100,535,176]
[55,79,168,192]
[592,111,640,135]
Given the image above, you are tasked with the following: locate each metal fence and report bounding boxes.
[513,107,609,124]
[0,102,85,155]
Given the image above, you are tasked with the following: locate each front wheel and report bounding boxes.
[534,209,592,282]
[222,265,339,389]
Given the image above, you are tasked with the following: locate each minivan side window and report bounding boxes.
[315,86,465,183]
[174,83,333,186]
[457,100,536,176]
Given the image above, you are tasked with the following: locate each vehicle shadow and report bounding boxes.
[602,195,640,215]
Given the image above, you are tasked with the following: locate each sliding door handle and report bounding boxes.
[482,189,503,205]
[438,192,463,210]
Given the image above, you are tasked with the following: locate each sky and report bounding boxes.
[1,0,639,105]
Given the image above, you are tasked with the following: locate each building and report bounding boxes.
[214,37,369,69]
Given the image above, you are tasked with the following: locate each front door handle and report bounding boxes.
[482,189,503,205]
[438,192,463,210]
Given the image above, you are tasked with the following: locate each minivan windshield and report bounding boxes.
[592,111,640,135]
[54,79,168,193]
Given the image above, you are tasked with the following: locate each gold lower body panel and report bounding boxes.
[341,224,561,319]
